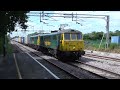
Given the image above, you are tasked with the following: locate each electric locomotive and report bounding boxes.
[29,29,85,61]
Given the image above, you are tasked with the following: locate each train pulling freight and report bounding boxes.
[13,29,85,61]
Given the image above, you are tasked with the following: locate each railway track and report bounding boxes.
[85,53,120,62]
[68,60,120,79]
[17,44,87,79]
[13,41,79,79]
[32,52,105,79]
[12,42,60,79]
[14,41,105,79]
[12,41,120,79]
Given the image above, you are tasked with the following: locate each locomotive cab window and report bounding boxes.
[77,33,82,40]
[64,33,70,40]
[71,33,77,40]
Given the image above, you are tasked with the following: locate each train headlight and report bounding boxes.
[73,47,75,49]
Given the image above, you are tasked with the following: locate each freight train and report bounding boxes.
[13,29,85,61]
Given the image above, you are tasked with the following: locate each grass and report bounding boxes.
[84,39,120,53]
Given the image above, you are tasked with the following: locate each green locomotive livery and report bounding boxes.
[29,29,85,61]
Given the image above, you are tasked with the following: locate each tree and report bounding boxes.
[96,32,104,40]
[83,34,89,40]
[0,11,30,57]
[115,30,120,36]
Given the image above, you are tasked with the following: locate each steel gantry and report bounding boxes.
[27,11,110,48]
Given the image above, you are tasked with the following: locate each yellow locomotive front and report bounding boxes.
[58,29,85,60]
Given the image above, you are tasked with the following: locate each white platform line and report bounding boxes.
[13,53,22,79]
[26,52,60,79]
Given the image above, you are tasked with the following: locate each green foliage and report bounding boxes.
[84,30,120,53]
[0,37,3,54]
[84,39,120,53]
[83,31,105,40]
[0,36,13,54]
[115,30,120,36]
[109,43,119,49]
[84,30,120,41]
[84,39,106,48]
[0,11,30,55]
[0,11,30,34]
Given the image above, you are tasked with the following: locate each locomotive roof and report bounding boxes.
[59,29,81,33]
[30,29,82,37]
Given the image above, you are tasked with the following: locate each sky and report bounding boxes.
[10,11,120,38]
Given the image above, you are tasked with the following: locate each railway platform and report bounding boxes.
[0,41,59,79]
[0,54,18,79]
[1,40,119,79]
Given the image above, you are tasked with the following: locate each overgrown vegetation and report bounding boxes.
[84,30,120,53]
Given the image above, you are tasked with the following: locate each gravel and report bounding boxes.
[20,44,100,79]
[14,41,115,79]
[37,55,103,79]
[36,57,77,79]
[85,50,120,59]
[80,56,120,76]
[14,41,76,79]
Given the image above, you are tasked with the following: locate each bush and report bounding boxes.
[109,43,119,49]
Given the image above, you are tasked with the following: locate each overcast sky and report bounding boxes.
[10,11,120,38]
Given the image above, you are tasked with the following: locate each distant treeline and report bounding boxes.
[83,30,120,40]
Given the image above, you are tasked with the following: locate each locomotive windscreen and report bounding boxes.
[64,33,70,40]
[64,33,82,40]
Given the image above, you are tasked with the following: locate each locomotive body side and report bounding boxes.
[38,33,60,55]
[28,29,85,61]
